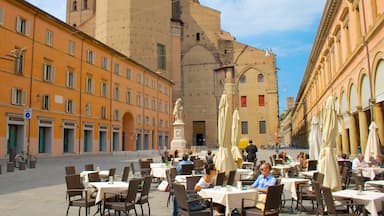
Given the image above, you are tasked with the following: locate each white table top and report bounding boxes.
[281,178,309,200]
[333,189,384,216]
[88,181,129,203]
[354,167,384,180]
[80,170,109,183]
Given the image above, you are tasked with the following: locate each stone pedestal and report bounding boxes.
[170,121,187,152]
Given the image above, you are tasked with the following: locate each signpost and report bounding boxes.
[24,108,32,120]
[24,108,32,168]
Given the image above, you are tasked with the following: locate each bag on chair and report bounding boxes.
[157,180,169,192]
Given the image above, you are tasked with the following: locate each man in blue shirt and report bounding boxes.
[176,154,193,173]
[251,162,276,193]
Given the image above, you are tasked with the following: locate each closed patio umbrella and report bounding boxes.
[309,116,321,160]
[214,93,236,174]
[318,96,341,191]
[231,109,243,167]
[364,122,381,161]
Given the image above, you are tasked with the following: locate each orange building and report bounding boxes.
[0,0,173,159]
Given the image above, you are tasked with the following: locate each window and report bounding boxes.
[82,0,88,9]
[152,99,156,110]
[259,95,265,106]
[113,109,120,121]
[239,75,246,83]
[158,101,163,112]
[164,86,169,95]
[196,32,200,41]
[16,16,30,35]
[152,80,156,89]
[68,41,75,55]
[159,119,164,128]
[158,83,163,93]
[241,96,247,107]
[114,63,120,75]
[42,95,50,110]
[85,77,94,93]
[113,85,120,100]
[137,73,142,83]
[241,121,248,134]
[101,57,108,70]
[15,52,24,74]
[145,116,150,125]
[259,121,266,134]
[85,104,91,116]
[126,90,131,104]
[258,74,264,83]
[11,88,26,105]
[136,115,142,125]
[72,0,77,11]
[144,77,149,87]
[66,69,75,88]
[165,103,169,113]
[100,82,107,97]
[144,96,149,109]
[86,50,95,64]
[43,62,55,82]
[101,106,106,119]
[65,99,74,113]
[0,8,4,25]
[45,30,53,46]
[136,94,142,107]
[157,43,166,70]
[126,69,132,80]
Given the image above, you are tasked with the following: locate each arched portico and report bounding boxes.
[122,112,135,151]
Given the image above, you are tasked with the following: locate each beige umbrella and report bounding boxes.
[309,116,321,160]
[318,96,341,191]
[214,93,236,174]
[231,109,243,167]
[364,122,381,161]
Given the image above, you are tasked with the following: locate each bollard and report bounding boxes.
[29,160,36,168]
[18,161,26,170]
[0,164,2,174]
[7,162,14,172]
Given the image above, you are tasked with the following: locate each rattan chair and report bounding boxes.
[186,175,201,194]
[215,172,225,186]
[103,178,142,216]
[65,166,76,175]
[193,159,205,174]
[139,159,151,177]
[181,164,194,175]
[227,170,236,186]
[121,166,130,182]
[136,176,153,215]
[84,164,94,171]
[65,174,97,216]
[173,183,213,216]
[88,172,101,182]
[108,168,116,181]
[322,186,354,216]
[307,160,318,171]
[241,184,284,216]
[166,167,178,207]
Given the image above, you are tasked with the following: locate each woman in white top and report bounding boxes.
[194,164,217,191]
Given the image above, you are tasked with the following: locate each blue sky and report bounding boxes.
[26,0,326,112]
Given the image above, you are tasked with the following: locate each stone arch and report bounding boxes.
[358,71,370,109]
[122,112,135,151]
[374,59,384,102]
[340,90,348,114]
[348,81,357,113]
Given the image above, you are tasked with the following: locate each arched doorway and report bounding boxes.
[122,112,135,151]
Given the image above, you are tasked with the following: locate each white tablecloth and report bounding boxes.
[198,186,258,216]
[150,163,168,178]
[80,170,109,183]
[88,181,129,203]
[280,178,309,200]
[355,167,384,180]
[299,170,317,178]
[332,189,384,216]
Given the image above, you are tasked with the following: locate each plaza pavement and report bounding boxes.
[0,149,311,216]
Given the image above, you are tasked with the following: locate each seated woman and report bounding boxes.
[278,151,290,164]
[194,163,217,191]
[297,152,308,169]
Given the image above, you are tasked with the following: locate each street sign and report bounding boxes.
[24,108,32,120]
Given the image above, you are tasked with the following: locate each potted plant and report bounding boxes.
[28,155,37,168]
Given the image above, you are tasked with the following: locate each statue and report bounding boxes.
[173,98,183,123]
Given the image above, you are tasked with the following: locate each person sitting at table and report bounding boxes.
[250,162,276,193]
[176,154,193,173]
[297,152,308,169]
[278,151,290,164]
[371,155,383,167]
[352,154,368,169]
[194,164,217,191]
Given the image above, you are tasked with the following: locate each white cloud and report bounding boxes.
[200,0,326,37]
[26,0,66,21]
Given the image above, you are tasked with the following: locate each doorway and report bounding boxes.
[193,121,206,146]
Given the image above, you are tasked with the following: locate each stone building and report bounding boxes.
[0,0,172,159]
[291,0,384,156]
[66,0,279,148]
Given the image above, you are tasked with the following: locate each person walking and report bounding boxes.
[245,140,258,162]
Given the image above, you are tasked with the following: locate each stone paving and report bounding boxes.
[0,149,313,216]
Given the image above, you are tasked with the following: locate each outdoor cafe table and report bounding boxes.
[355,167,384,180]
[241,162,254,169]
[235,169,254,182]
[88,181,129,203]
[332,189,384,216]
[174,174,204,187]
[272,163,298,177]
[80,170,109,183]
[299,170,317,179]
[198,186,258,216]
[280,177,309,200]
[150,163,169,179]
[365,180,384,191]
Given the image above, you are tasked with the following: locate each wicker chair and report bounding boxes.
[107,168,116,181]
[322,186,355,216]
[103,178,141,216]
[181,164,194,175]
[241,184,284,216]
[136,176,153,215]
[166,167,178,207]
[186,176,201,194]
[307,160,318,171]
[173,183,213,216]
[227,170,236,186]
[84,164,94,171]
[121,166,130,182]
[139,159,151,177]
[215,172,225,186]
[65,174,97,216]
[65,166,76,175]
[88,172,101,182]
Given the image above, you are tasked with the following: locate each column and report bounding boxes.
[348,114,358,157]
[336,134,343,155]
[373,102,384,145]
[357,106,369,153]
[341,118,350,155]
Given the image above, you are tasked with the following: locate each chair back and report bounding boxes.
[316,172,324,185]
[122,166,130,182]
[130,162,136,174]
[321,186,337,214]
[186,176,201,191]
[108,168,116,177]
[274,159,283,165]
[146,158,154,163]
[269,156,275,166]
[65,174,84,197]
[88,172,101,182]
[354,175,365,190]
[139,176,153,200]
[340,166,350,189]
[85,164,94,171]
[65,166,76,175]
[193,159,204,169]
[139,160,151,169]
[216,172,225,186]
[312,181,324,215]
[125,178,142,203]
[181,164,194,175]
[264,184,284,213]
[173,183,190,211]
[227,170,236,186]
[307,160,317,171]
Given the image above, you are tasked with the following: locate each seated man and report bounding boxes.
[176,154,193,173]
[250,162,277,193]
[352,154,367,169]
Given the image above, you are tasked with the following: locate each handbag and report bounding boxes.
[157,180,169,192]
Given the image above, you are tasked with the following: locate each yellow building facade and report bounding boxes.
[66,0,279,148]
[292,0,384,157]
[0,0,173,159]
